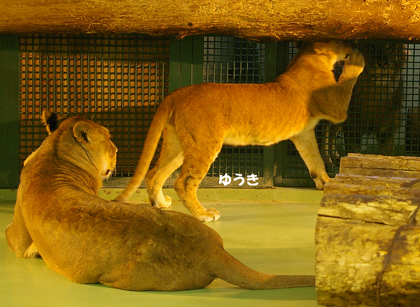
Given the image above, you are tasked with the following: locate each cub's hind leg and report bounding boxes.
[146,125,183,208]
[174,140,223,222]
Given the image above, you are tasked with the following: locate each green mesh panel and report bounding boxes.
[19,33,169,176]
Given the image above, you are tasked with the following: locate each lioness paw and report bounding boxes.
[24,242,40,258]
[196,208,221,223]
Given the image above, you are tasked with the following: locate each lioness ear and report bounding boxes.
[73,121,95,144]
[41,110,65,135]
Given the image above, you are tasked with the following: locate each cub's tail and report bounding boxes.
[213,249,315,290]
[115,98,173,202]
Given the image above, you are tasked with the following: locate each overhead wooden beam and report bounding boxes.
[1,0,420,41]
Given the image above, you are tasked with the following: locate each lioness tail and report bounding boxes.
[214,250,315,289]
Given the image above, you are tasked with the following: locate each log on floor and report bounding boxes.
[316,154,420,306]
[339,153,420,179]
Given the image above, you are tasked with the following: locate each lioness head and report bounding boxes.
[72,119,118,180]
[41,111,118,180]
[41,110,66,135]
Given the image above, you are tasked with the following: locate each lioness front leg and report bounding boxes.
[291,129,330,189]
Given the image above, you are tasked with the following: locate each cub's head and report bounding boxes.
[295,41,353,70]
[311,41,353,63]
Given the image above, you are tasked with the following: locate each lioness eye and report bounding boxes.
[345,54,350,59]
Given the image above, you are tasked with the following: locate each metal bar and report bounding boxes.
[0,34,20,188]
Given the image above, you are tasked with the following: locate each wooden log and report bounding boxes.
[341,153,420,172]
[317,193,420,306]
[323,181,420,199]
[319,193,419,226]
[1,0,420,41]
[316,217,420,306]
[339,154,420,179]
[333,174,420,188]
[317,154,420,306]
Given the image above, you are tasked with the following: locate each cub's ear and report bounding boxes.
[312,42,329,55]
[41,110,65,135]
[73,121,95,144]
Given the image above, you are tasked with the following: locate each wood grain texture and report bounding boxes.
[1,0,420,41]
[340,154,420,179]
[316,154,420,306]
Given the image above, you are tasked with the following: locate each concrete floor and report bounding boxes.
[0,188,322,307]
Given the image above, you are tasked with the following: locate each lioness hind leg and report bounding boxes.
[146,126,183,208]
[5,206,35,258]
[291,129,330,189]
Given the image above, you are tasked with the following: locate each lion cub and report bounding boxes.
[117,41,365,222]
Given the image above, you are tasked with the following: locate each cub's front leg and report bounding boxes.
[291,129,330,189]
[334,49,365,121]
[320,49,365,124]
[342,48,365,79]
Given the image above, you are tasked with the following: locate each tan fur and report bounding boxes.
[5,115,314,291]
[116,41,365,222]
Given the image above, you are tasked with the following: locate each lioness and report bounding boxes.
[116,41,365,222]
[6,114,314,291]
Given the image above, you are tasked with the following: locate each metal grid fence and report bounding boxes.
[18,35,420,185]
[204,36,265,177]
[19,33,169,176]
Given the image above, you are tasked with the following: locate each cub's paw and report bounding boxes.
[195,208,221,222]
[344,49,365,76]
[311,172,331,190]
[154,195,173,209]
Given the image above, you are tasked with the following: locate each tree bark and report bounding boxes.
[316,217,420,306]
[1,0,420,41]
[316,154,420,306]
[340,153,420,178]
